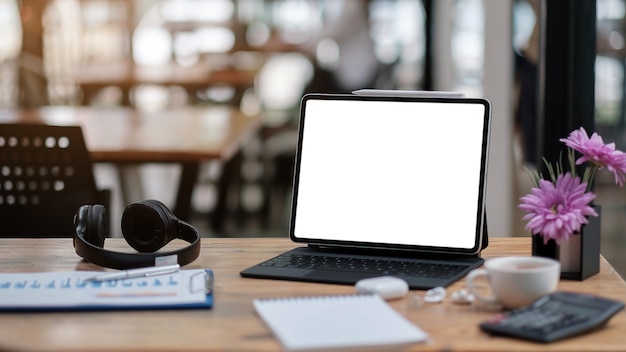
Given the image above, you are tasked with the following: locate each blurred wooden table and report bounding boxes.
[0,106,261,222]
[0,237,624,351]
[72,62,258,105]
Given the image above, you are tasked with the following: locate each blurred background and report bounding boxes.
[1,0,625,277]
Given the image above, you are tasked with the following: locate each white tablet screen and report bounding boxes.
[291,95,490,253]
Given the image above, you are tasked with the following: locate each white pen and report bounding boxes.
[351,89,465,98]
[85,264,180,282]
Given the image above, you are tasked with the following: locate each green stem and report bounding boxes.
[584,165,599,192]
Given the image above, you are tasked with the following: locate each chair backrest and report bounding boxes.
[0,123,108,237]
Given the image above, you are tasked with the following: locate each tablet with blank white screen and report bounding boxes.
[291,94,490,254]
[241,93,491,289]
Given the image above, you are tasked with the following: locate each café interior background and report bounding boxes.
[1,0,625,278]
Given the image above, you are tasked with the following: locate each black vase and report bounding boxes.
[531,205,601,281]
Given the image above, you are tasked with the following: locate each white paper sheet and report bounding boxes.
[0,269,210,309]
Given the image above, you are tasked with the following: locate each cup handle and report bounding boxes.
[465,268,499,305]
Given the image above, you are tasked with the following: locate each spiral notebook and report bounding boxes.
[254,294,427,351]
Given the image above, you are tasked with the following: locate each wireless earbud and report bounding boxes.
[73,200,201,269]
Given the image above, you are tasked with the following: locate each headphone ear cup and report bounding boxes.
[121,200,177,253]
[75,204,107,248]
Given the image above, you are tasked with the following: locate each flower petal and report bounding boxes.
[519,173,596,244]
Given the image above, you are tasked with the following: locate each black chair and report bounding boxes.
[0,124,110,237]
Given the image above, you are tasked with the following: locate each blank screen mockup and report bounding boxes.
[291,96,490,253]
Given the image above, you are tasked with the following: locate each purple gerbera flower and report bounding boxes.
[519,173,597,245]
[560,127,626,186]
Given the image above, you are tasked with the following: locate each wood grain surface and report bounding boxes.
[0,237,624,351]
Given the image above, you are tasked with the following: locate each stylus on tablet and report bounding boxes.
[352,89,465,99]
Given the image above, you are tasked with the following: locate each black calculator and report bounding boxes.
[479,291,624,343]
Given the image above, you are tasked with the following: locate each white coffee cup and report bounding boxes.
[465,256,560,309]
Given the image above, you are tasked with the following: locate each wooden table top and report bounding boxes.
[0,237,624,352]
[0,105,261,163]
[72,62,258,89]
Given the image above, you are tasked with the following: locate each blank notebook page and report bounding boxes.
[254,294,427,351]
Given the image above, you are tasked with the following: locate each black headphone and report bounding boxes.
[73,199,201,269]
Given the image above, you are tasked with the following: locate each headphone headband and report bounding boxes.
[73,201,201,269]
